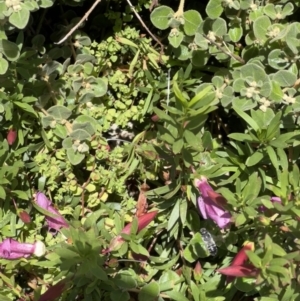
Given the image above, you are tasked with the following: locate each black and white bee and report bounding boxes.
[200,228,218,256]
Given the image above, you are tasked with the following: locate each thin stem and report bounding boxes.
[203,33,245,64]
[55,0,102,44]
[174,0,185,17]
[125,0,164,54]
[35,9,47,35]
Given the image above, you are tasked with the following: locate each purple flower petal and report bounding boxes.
[271,197,281,204]
[0,239,45,259]
[197,197,208,219]
[208,211,232,229]
[36,192,69,232]
[36,192,51,208]
[46,205,69,231]
[195,177,232,229]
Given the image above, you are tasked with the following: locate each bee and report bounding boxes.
[200,228,217,256]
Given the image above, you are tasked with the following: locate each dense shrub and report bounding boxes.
[1,0,300,300]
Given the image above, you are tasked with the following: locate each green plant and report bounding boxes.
[1,0,300,300]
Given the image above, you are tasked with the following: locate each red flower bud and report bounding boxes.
[102,211,158,254]
[151,115,159,122]
[7,129,17,145]
[19,210,31,224]
[121,210,158,235]
[193,261,202,281]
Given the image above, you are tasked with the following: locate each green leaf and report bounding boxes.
[69,129,91,141]
[266,146,279,171]
[240,63,267,82]
[74,115,98,131]
[273,70,297,87]
[0,40,20,61]
[246,250,262,268]
[183,232,208,262]
[172,139,184,154]
[229,25,243,42]
[110,291,130,301]
[93,78,108,97]
[266,265,289,276]
[53,124,68,139]
[233,107,260,132]
[189,85,213,108]
[168,31,184,48]
[0,57,8,74]
[212,18,227,36]
[271,243,286,256]
[228,133,255,142]
[235,213,247,226]
[114,271,137,289]
[253,16,271,43]
[191,50,209,67]
[138,282,159,301]
[168,199,180,231]
[73,122,95,136]
[246,151,264,166]
[183,130,201,148]
[165,291,190,301]
[268,49,289,70]
[265,112,281,141]
[173,80,188,107]
[39,0,54,8]
[66,148,85,165]
[206,0,223,18]
[47,105,72,120]
[269,81,284,101]
[150,6,174,30]
[183,10,202,36]
[62,137,73,149]
[9,7,30,29]
[14,102,38,117]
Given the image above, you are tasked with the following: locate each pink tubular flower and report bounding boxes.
[36,192,69,232]
[0,238,45,259]
[195,177,232,229]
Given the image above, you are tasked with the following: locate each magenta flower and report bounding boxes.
[0,238,45,259]
[36,192,69,232]
[195,177,232,229]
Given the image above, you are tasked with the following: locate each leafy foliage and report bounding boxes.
[1,0,300,300]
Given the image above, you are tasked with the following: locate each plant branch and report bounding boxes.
[174,0,185,18]
[202,33,245,64]
[55,0,102,44]
[125,0,164,55]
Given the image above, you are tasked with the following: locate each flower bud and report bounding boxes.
[258,215,271,226]
[193,261,202,281]
[151,115,159,122]
[7,129,17,145]
[19,210,31,224]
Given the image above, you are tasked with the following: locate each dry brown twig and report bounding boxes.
[55,0,102,44]
[125,0,164,55]
[55,0,164,60]
[202,33,245,64]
